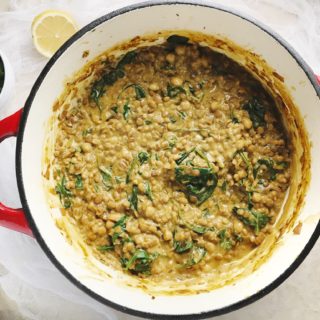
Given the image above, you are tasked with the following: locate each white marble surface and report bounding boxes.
[0,0,319,319]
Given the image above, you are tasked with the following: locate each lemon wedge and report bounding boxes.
[32,10,78,58]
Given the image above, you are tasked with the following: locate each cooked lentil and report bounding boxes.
[49,35,291,279]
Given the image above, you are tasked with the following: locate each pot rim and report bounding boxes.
[15,1,320,319]
[0,49,15,108]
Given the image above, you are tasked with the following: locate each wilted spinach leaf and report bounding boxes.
[123,249,158,274]
[184,246,207,268]
[253,158,287,181]
[123,100,131,120]
[90,50,137,108]
[97,245,114,251]
[113,215,129,231]
[119,83,146,100]
[128,185,139,211]
[138,151,150,165]
[167,83,186,98]
[100,168,112,190]
[173,238,193,253]
[242,98,266,128]
[75,174,83,190]
[144,182,153,201]
[232,207,270,234]
[218,229,233,250]
[55,175,73,208]
[175,147,196,165]
[117,51,137,69]
[175,167,218,205]
[167,34,189,45]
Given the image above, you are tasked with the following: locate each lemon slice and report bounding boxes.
[32,10,78,58]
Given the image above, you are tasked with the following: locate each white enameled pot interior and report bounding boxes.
[20,3,320,316]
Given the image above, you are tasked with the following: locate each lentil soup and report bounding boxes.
[45,34,292,288]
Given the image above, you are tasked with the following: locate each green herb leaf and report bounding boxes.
[179,213,214,234]
[90,68,124,108]
[229,104,239,124]
[243,98,266,128]
[111,232,121,244]
[185,223,214,234]
[94,184,99,192]
[194,149,211,168]
[120,257,129,268]
[100,168,112,190]
[232,207,270,234]
[232,116,239,123]
[175,147,196,165]
[167,83,186,98]
[250,210,270,234]
[233,233,243,243]
[144,120,152,125]
[126,158,138,184]
[173,230,193,253]
[138,151,150,165]
[128,185,138,211]
[75,174,83,189]
[119,83,146,100]
[117,51,137,69]
[178,111,187,119]
[169,115,177,123]
[82,128,92,136]
[134,85,146,100]
[167,34,189,45]
[63,198,72,209]
[184,246,206,268]
[123,249,157,274]
[113,215,129,231]
[89,76,110,108]
[183,81,204,101]
[218,229,233,250]
[234,149,251,169]
[90,51,136,108]
[55,175,73,208]
[247,190,253,210]
[175,166,218,205]
[97,245,114,251]
[202,209,212,218]
[123,100,131,120]
[168,136,177,150]
[145,182,153,201]
[173,239,193,253]
[111,105,118,113]
[253,158,285,181]
[221,180,227,192]
[90,79,105,110]
[275,161,289,169]
[187,83,196,96]
[115,176,124,184]
[111,231,132,246]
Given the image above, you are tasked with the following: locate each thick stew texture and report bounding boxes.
[49,35,291,280]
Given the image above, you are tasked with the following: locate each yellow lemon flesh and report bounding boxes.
[32,10,78,58]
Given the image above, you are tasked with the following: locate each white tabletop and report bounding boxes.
[0,0,319,319]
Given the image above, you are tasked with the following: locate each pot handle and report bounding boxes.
[0,109,33,236]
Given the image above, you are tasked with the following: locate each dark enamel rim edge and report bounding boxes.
[15,1,320,319]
